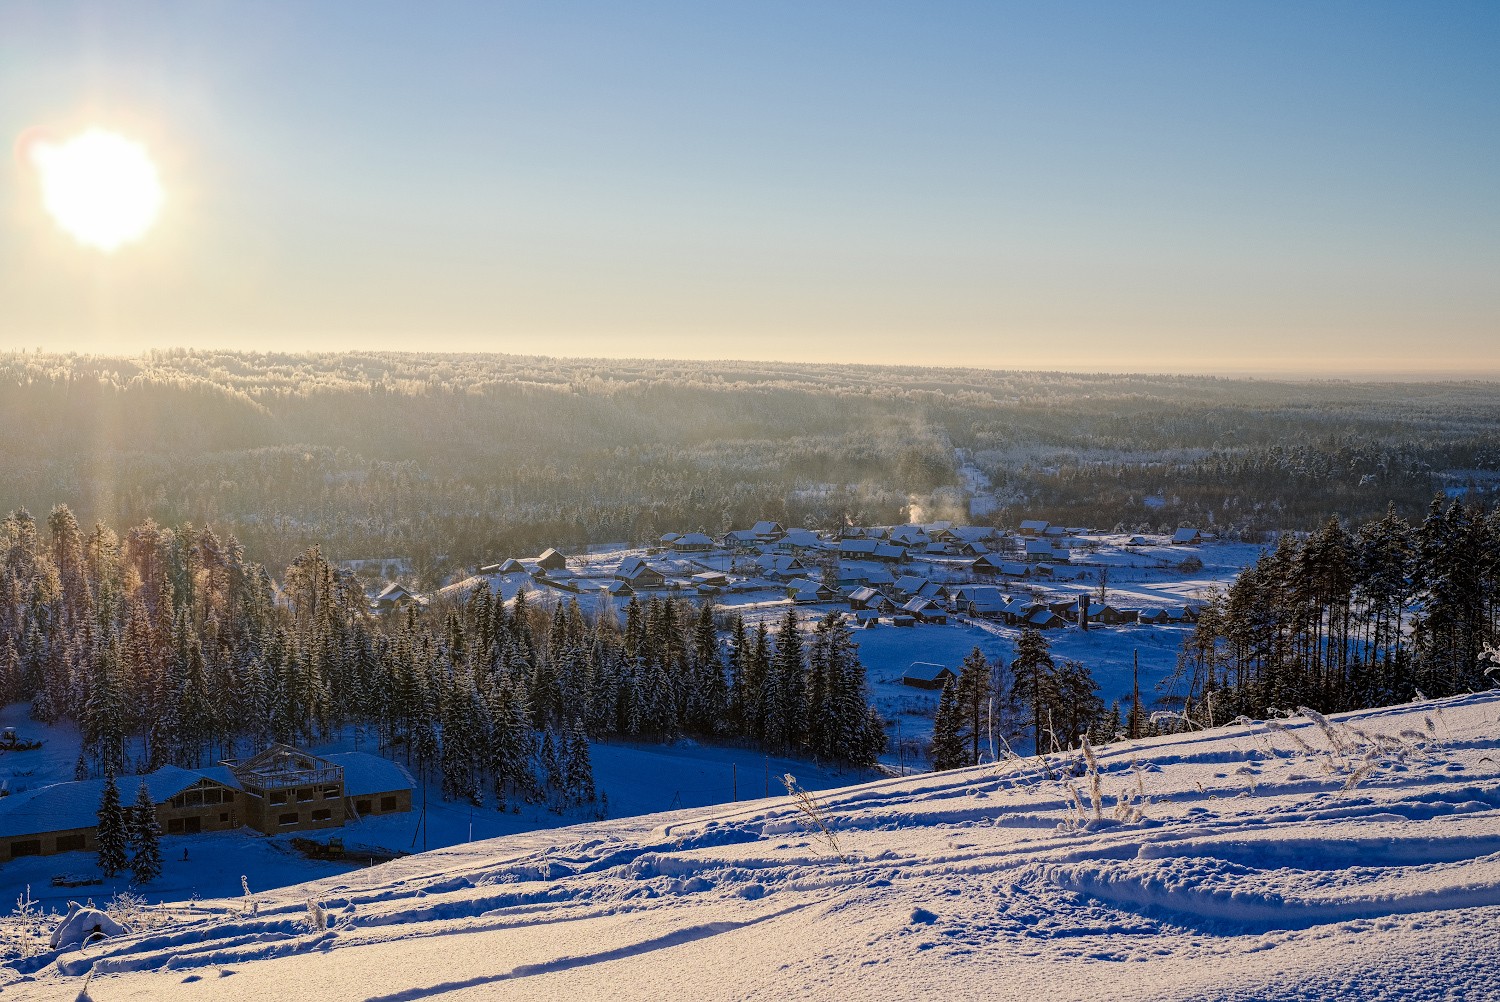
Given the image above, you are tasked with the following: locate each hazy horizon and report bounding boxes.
[3,2,1497,374]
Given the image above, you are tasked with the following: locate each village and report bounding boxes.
[377,519,1221,633]
[365,517,1256,759]
[0,516,1256,905]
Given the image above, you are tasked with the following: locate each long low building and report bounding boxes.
[0,744,413,862]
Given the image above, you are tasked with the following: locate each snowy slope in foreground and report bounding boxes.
[9,695,1500,1001]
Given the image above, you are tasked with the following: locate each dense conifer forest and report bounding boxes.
[0,506,884,809]
[2,351,1498,582]
[1174,500,1500,725]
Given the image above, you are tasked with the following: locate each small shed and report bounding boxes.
[902,662,956,690]
[537,548,568,571]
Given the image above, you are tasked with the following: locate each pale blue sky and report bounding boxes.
[2,1,1496,374]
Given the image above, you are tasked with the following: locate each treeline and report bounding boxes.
[928,633,1121,770]
[1,505,884,817]
[1174,499,1500,724]
[3,351,1499,581]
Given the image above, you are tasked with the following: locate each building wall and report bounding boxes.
[5,824,95,861]
[348,788,413,818]
[241,781,348,835]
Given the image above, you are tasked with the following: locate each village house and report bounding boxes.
[1019,519,1050,536]
[1085,603,1138,626]
[754,553,805,578]
[1025,540,1068,563]
[614,556,667,589]
[371,582,421,613]
[671,532,715,553]
[901,596,948,624]
[751,521,786,542]
[1172,527,1204,545]
[847,586,897,613]
[776,528,823,550]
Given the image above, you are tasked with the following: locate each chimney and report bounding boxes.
[1078,592,1089,631]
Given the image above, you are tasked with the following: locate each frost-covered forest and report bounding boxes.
[0,507,884,812]
[3,351,1498,583]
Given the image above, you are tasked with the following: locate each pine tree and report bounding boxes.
[956,647,992,765]
[930,676,965,771]
[128,780,163,884]
[96,774,128,878]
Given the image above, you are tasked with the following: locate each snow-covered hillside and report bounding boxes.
[8,694,1500,1001]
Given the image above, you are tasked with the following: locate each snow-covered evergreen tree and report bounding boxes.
[128,780,163,884]
[930,677,965,772]
[96,774,128,878]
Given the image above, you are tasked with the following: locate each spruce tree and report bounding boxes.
[564,718,595,806]
[96,774,128,878]
[930,676,965,772]
[128,780,163,884]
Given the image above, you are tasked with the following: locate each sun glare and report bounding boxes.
[25,127,164,253]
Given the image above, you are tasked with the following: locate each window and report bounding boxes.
[203,789,221,805]
[10,839,42,857]
[219,812,229,822]
[311,808,333,822]
[55,833,86,852]
[323,785,340,799]
[167,818,184,834]
[269,791,288,806]
[278,813,300,826]
[356,799,372,815]
[380,796,397,812]
[185,790,203,807]
[297,788,314,803]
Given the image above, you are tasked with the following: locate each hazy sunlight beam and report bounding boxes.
[23,127,164,253]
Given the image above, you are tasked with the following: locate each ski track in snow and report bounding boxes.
[6,693,1500,1000]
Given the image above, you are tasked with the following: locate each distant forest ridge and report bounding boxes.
[2,350,1498,580]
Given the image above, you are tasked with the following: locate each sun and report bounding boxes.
[24,127,164,253]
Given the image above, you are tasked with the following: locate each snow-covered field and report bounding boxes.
[9,693,1499,1000]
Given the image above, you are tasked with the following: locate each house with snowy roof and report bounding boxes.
[754,553,806,578]
[614,556,666,588]
[901,596,948,624]
[751,521,786,542]
[846,587,896,613]
[671,532,715,553]
[777,528,823,550]
[1172,527,1204,545]
[371,581,421,612]
[902,662,956,690]
[1025,540,1068,563]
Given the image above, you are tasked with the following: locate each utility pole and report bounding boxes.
[732,762,737,802]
